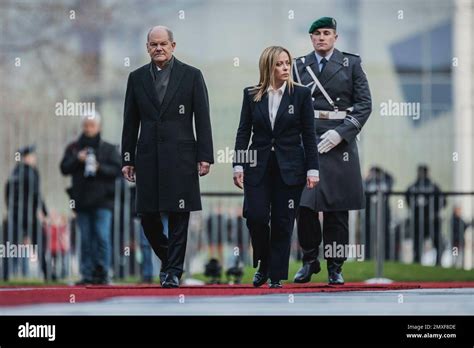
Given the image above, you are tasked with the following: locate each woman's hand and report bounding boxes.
[233,172,244,189]
[306,175,319,189]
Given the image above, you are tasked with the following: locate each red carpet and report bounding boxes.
[0,282,473,307]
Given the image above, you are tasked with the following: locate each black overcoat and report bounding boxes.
[121,57,214,213]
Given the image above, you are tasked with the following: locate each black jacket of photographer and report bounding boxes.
[60,133,122,211]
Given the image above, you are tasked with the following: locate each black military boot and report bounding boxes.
[294,259,321,283]
[327,259,345,285]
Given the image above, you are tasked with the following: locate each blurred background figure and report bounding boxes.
[3,145,48,281]
[364,166,394,260]
[225,257,244,285]
[451,205,472,268]
[43,209,70,281]
[228,206,249,265]
[204,258,222,284]
[139,224,154,283]
[206,207,225,263]
[60,113,121,285]
[112,178,138,281]
[405,165,446,266]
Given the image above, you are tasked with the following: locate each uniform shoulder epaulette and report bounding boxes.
[294,56,306,63]
[342,51,360,57]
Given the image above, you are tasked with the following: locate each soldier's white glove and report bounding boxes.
[318,130,342,154]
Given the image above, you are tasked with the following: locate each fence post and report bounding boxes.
[375,189,384,279]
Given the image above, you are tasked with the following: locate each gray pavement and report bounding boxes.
[1,288,473,315]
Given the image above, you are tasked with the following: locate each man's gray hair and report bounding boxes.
[147,26,174,42]
[81,111,101,125]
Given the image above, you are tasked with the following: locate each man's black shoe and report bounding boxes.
[95,277,110,285]
[294,260,321,283]
[75,278,93,286]
[92,265,109,285]
[162,273,180,288]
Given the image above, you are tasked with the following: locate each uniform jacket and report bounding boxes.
[294,48,372,211]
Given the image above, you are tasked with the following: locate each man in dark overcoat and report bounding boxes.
[121,26,214,288]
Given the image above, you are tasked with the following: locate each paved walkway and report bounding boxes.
[1,288,473,315]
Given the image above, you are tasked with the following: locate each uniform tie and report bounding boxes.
[320,57,328,74]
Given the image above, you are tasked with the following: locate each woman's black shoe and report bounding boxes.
[269,280,282,288]
[252,271,269,287]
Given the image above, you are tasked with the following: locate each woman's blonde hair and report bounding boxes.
[249,46,297,102]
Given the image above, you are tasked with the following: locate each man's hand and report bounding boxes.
[233,172,244,189]
[77,149,88,162]
[318,130,343,154]
[198,161,211,176]
[122,166,136,182]
[306,175,319,189]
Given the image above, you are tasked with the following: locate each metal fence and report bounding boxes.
[1,181,473,283]
[364,191,474,279]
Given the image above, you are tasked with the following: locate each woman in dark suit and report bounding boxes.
[232,46,319,288]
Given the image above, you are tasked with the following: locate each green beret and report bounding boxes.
[308,17,337,33]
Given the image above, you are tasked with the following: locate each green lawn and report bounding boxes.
[1,261,473,286]
[192,260,474,284]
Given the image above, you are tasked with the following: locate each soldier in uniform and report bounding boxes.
[292,17,372,284]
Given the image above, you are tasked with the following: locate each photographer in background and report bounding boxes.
[60,112,121,285]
